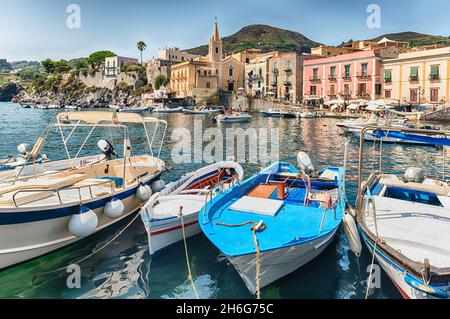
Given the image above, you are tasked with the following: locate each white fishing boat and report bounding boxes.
[182,106,220,115]
[118,106,150,113]
[298,111,317,119]
[140,161,244,256]
[0,111,168,270]
[108,104,123,110]
[64,105,79,110]
[213,112,252,123]
[152,106,184,114]
[336,116,378,133]
[351,126,450,299]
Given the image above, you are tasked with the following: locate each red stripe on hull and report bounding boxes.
[385,272,410,299]
[150,220,198,236]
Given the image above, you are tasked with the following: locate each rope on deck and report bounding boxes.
[216,221,266,299]
[179,206,199,299]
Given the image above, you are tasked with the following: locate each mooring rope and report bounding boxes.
[32,207,143,279]
[179,206,200,299]
[216,221,265,299]
[365,237,380,299]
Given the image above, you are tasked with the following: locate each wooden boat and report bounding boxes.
[140,161,244,256]
[199,153,345,294]
[352,126,450,299]
[261,109,297,118]
[0,111,168,270]
[182,106,220,115]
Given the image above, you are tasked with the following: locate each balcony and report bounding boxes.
[284,81,292,87]
[272,68,279,74]
[328,75,337,82]
[429,74,440,81]
[310,77,321,83]
[271,82,278,87]
[356,73,370,80]
[357,92,370,98]
[284,67,292,73]
[384,78,392,84]
[409,76,419,82]
[247,74,263,80]
[342,74,352,81]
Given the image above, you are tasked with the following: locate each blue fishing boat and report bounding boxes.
[199,153,346,295]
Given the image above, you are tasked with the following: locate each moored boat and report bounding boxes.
[199,152,346,295]
[152,106,184,113]
[118,106,151,113]
[213,112,252,123]
[353,126,450,299]
[0,111,168,271]
[140,161,244,256]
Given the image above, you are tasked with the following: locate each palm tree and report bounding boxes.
[137,41,146,65]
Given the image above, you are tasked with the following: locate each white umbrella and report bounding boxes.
[331,104,339,111]
[365,101,380,111]
[324,98,345,106]
[347,104,359,110]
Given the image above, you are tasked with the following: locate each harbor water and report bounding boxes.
[0,102,447,299]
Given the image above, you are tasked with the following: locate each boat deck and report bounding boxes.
[363,196,450,268]
[204,187,342,256]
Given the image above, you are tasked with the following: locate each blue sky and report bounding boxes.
[1,0,449,61]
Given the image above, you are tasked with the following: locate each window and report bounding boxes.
[215,47,219,54]
[330,66,336,79]
[375,84,382,95]
[384,70,392,82]
[385,90,391,99]
[410,67,419,81]
[206,82,211,89]
[258,81,261,88]
[430,88,439,102]
[344,84,350,95]
[259,68,262,76]
[410,89,418,102]
[344,65,351,78]
[228,68,233,76]
[310,86,317,95]
[313,68,319,80]
[286,61,291,71]
[330,84,336,95]
[361,63,368,76]
[430,65,440,80]
[246,58,250,63]
[359,83,367,95]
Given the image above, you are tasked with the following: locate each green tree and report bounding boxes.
[53,60,72,73]
[154,75,170,90]
[41,59,55,73]
[74,59,88,70]
[137,41,146,65]
[87,51,116,69]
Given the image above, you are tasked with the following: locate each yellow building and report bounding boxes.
[170,21,264,102]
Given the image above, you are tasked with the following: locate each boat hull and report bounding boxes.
[228,229,338,294]
[360,231,450,299]
[143,213,201,256]
[0,175,161,270]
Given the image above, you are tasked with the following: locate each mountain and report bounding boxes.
[10,60,41,70]
[0,59,11,71]
[369,31,450,47]
[187,24,321,56]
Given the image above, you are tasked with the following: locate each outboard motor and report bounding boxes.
[17,143,32,157]
[97,140,118,160]
[404,167,425,183]
[297,151,316,176]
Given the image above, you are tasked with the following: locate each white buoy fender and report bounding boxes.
[151,180,166,193]
[69,205,99,238]
[343,212,362,257]
[297,151,315,173]
[136,183,153,201]
[104,197,124,219]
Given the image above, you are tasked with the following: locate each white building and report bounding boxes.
[105,56,139,77]
[157,47,200,63]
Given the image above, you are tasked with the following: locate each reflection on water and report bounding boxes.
[0,102,448,299]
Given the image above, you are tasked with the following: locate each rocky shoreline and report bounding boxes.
[0,81,145,108]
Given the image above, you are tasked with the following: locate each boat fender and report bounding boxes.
[69,205,99,238]
[297,151,315,174]
[136,183,153,201]
[151,180,166,193]
[343,212,362,257]
[104,197,125,219]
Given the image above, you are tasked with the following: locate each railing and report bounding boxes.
[11,180,115,208]
[284,81,292,86]
[409,76,419,82]
[384,78,392,83]
[310,77,321,83]
[429,74,440,81]
[284,67,292,73]
[328,76,337,82]
[342,74,352,81]
[356,73,370,80]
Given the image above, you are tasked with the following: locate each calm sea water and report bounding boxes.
[0,102,447,299]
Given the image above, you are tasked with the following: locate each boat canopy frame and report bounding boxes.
[356,125,450,212]
[13,111,167,183]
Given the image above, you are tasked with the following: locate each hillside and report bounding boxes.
[187,24,321,55]
[370,31,450,47]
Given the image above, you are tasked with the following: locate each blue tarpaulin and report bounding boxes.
[374,130,450,147]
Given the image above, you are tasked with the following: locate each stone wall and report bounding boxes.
[420,106,450,122]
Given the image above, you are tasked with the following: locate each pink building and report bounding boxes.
[303,47,400,104]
